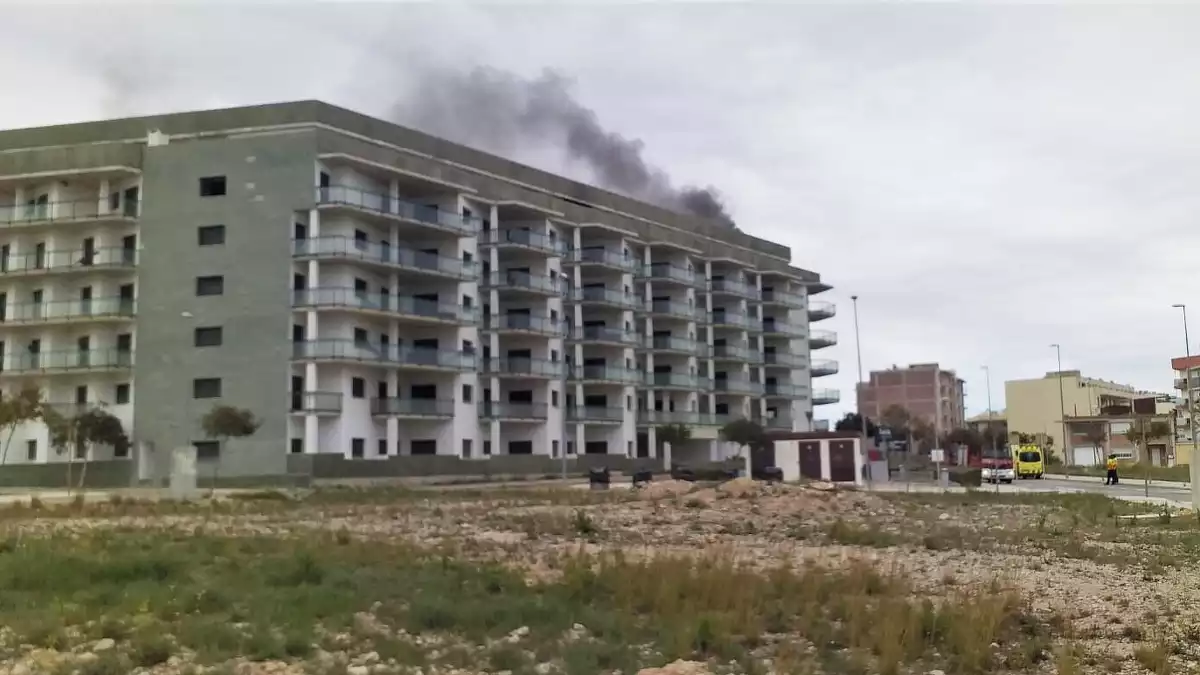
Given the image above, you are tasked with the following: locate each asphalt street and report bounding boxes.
[882,475,1195,507]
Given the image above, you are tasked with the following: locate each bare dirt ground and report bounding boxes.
[0,480,1195,674]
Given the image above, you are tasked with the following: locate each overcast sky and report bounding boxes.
[1,2,1194,420]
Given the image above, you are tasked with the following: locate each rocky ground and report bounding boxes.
[0,481,1194,674]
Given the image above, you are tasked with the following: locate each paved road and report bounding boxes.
[881,475,1195,507]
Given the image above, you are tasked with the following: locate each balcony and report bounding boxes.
[642,335,709,357]
[714,379,765,396]
[763,416,796,430]
[646,372,710,390]
[482,271,565,295]
[710,278,756,299]
[710,312,752,330]
[570,365,642,385]
[764,352,806,369]
[293,236,475,280]
[1,297,135,326]
[567,406,625,424]
[0,197,138,231]
[568,325,639,346]
[760,289,804,308]
[636,411,733,426]
[294,288,476,324]
[641,264,702,287]
[711,344,760,363]
[484,357,565,379]
[0,246,136,278]
[483,313,566,336]
[812,389,840,405]
[569,247,638,272]
[2,348,133,376]
[762,321,805,337]
[646,300,701,322]
[480,401,549,420]
[315,185,478,235]
[765,382,807,398]
[371,398,454,418]
[292,340,475,372]
[289,391,343,415]
[478,227,566,256]
[569,287,640,309]
[808,301,836,322]
[809,330,838,349]
[811,359,839,377]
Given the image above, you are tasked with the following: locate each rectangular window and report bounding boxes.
[377,439,387,456]
[196,275,224,296]
[75,386,87,405]
[551,390,559,407]
[115,383,130,405]
[351,377,365,398]
[351,438,365,458]
[194,326,223,347]
[26,440,36,461]
[290,438,302,454]
[462,439,472,458]
[199,176,227,197]
[198,225,226,246]
[552,440,560,458]
[192,378,222,399]
[461,384,472,403]
[194,441,220,460]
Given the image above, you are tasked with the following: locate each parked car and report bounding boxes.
[980,457,1015,484]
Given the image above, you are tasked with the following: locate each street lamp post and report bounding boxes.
[851,295,869,489]
[1172,304,1199,510]
[983,365,997,493]
[1050,344,1068,472]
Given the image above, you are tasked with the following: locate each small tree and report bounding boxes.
[42,406,128,494]
[656,423,691,471]
[834,412,879,438]
[1124,420,1173,464]
[1084,425,1108,467]
[0,386,42,466]
[719,418,769,478]
[200,405,261,493]
[879,404,911,437]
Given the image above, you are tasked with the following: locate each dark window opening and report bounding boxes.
[199,176,227,197]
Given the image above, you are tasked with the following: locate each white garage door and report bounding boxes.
[1073,447,1101,466]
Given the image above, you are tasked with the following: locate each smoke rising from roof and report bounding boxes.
[389,66,736,227]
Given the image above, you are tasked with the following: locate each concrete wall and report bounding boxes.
[286,452,658,480]
[0,459,132,488]
[134,130,317,482]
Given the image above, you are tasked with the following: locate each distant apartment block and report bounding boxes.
[0,101,835,481]
[856,363,965,440]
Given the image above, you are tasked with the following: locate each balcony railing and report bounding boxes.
[567,406,625,422]
[714,379,765,395]
[482,271,565,294]
[646,372,708,389]
[0,197,138,228]
[762,321,806,337]
[711,344,758,362]
[811,359,839,377]
[569,326,639,345]
[0,297,135,324]
[485,357,565,378]
[480,401,549,419]
[760,289,804,307]
[483,313,566,335]
[478,227,566,255]
[812,388,841,405]
[571,365,642,384]
[292,339,476,370]
[710,312,752,329]
[636,411,733,426]
[763,416,796,430]
[647,300,701,321]
[2,348,133,374]
[642,264,701,286]
[644,335,709,356]
[290,391,343,414]
[571,248,638,271]
[810,330,838,348]
[764,352,806,368]
[569,287,640,308]
[294,288,476,323]
[765,382,807,397]
[371,398,454,417]
[0,246,136,276]
[710,278,756,298]
[316,185,479,235]
[808,301,836,321]
[293,236,475,279]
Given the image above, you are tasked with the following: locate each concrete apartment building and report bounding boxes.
[0,101,835,482]
[1005,371,1169,464]
[1171,356,1200,466]
[856,363,965,440]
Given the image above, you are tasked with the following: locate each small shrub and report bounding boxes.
[572,509,597,536]
[1134,641,1172,674]
[130,631,173,667]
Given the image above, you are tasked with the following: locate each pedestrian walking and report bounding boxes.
[1105,454,1119,485]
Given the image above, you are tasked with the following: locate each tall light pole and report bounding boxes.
[1050,344,1068,472]
[851,295,869,487]
[983,365,997,493]
[1172,304,1199,510]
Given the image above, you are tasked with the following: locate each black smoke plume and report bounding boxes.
[390,66,736,227]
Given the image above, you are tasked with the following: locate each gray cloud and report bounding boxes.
[388,65,736,227]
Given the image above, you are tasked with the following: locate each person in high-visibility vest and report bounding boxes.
[1105,454,1119,485]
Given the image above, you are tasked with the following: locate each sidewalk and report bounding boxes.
[1050,473,1191,489]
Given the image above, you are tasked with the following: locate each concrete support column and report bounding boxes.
[98,179,110,216]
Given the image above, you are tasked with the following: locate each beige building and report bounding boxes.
[1005,371,1169,464]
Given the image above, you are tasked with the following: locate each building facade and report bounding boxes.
[1170,356,1199,466]
[856,363,965,440]
[0,101,834,480]
[1005,371,1170,465]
